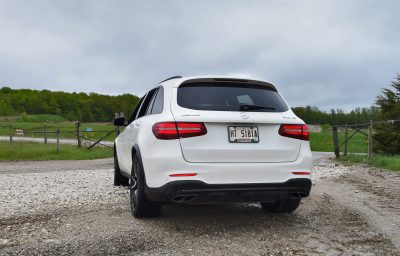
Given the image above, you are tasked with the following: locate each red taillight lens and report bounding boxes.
[279,124,309,141]
[152,122,179,140]
[152,122,207,140]
[292,171,311,175]
[169,173,197,177]
[176,122,207,138]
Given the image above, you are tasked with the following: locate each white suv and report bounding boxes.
[113,76,312,218]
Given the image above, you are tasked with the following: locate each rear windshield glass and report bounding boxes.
[177,82,289,112]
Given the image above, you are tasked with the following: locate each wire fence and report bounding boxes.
[0,122,117,153]
[2,117,399,156]
[331,119,400,159]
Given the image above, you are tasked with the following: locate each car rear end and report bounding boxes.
[142,77,312,204]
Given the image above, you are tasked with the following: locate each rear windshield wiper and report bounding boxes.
[239,104,276,111]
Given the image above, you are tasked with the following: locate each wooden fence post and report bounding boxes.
[115,112,124,136]
[56,128,60,153]
[44,125,48,144]
[368,120,373,159]
[115,113,120,136]
[344,125,348,157]
[9,124,12,143]
[332,126,340,158]
[76,121,82,148]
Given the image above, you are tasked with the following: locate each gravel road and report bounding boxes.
[0,155,399,255]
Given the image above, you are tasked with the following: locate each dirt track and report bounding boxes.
[0,155,399,255]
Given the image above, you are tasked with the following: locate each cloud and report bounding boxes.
[0,0,399,111]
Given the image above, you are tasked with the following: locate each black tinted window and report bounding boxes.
[137,89,157,119]
[145,89,158,115]
[177,82,288,112]
[128,96,145,124]
[151,87,164,114]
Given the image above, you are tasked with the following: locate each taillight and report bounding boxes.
[292,171,311,175]
[169,173,197,177]
[152,122,207,140]
[279,124,309,141]
[152,122,179,140]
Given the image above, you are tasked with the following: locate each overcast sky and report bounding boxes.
[0,0,399,111]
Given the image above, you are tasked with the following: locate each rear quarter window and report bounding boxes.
[177,82,289,112]
[150,87,164,114]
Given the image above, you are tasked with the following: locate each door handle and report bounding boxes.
[134,121,141,127]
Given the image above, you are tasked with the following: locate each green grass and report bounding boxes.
[310,131,368,153]
[0,141,113,161]
[18,114,66,123]
[0,114,66,123]
[340,154,400,172]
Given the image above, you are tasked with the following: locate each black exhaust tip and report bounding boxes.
[171,194,197,203]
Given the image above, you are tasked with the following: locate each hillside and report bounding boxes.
[0,87,139,122]
[0,86,381,124]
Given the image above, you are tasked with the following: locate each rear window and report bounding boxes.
[177,82,289,112]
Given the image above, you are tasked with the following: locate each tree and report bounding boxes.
[0,87,140,122]
[0,86,12,94]
[0,98,14,116]
[373,74,400,154]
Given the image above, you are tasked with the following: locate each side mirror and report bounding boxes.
[113,117,126,126]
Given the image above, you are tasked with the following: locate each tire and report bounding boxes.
[130,154,162,218]
[260,198,301,213]
[114,149,129,186]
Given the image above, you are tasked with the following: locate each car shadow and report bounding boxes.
[143,203,305,235]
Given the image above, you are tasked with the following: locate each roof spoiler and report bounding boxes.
[180,77,277,91]
[158,76,183,84]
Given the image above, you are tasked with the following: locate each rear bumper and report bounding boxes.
[145,178,312,204]
[141,140,313,188]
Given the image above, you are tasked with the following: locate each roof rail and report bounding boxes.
[158,75,183,84]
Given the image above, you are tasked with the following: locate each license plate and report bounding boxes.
[228,126,259,143]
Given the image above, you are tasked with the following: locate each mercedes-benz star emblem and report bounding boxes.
[240,112,249,119]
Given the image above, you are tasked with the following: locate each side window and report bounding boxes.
[128,96,146,124]
[136,88,157,119]
[145,88,159,116]
[151,87,164,114]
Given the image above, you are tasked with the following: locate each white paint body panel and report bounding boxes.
[115,76,312,188]
[141,140,312,188]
